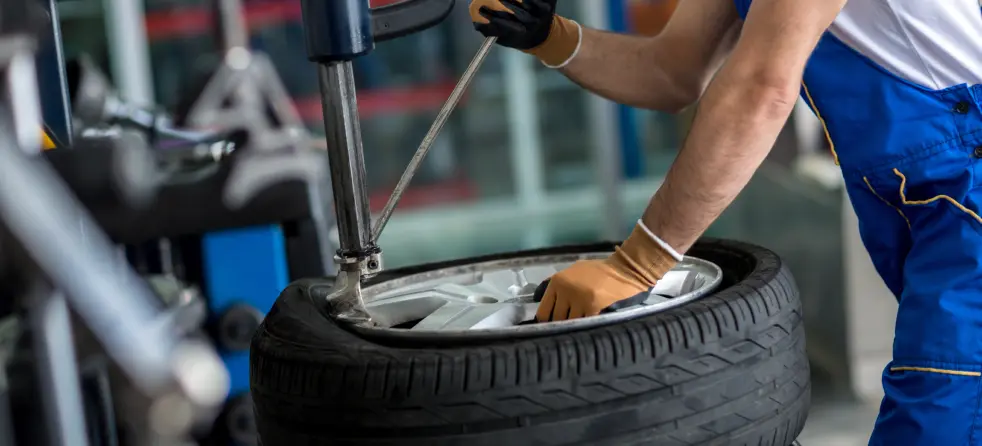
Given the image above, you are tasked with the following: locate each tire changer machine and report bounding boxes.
[0,0,492,444]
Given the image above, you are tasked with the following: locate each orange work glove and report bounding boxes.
[469,0,582,67]
[535,221,681,322]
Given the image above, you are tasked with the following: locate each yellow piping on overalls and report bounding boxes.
[893,168,982,225]
[801,82,839,165]
[863,176,911,230]
[890,366,982,377]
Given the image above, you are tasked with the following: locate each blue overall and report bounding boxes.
[731,1,982,444]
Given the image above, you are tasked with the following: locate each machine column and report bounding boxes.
[301,0,379,265]
[318,63,374,256]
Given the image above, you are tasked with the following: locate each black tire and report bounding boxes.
[250,239,809,446]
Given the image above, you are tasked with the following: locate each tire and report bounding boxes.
[250,238,809,446]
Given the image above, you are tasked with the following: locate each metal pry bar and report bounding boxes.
[370,36,496,241]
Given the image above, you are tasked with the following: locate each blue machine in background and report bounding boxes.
[202,225,289,398]
[201,225,290,444]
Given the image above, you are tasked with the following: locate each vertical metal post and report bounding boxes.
[103,0,178,281]
[27,284,90,446]
[102,0,154,107]
[216,0,250,51]
[606,0,643,180]
[579,0,624,240]
[317,62,374,255]
[502,49,547,248]
[6,42,43,152]
[301,0,377,264]
[502,50,545,209]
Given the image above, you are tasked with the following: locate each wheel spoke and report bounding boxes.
[411,302,529,330]
[651,270,695,297]
[360,253,721,332]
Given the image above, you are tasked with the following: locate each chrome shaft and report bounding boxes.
[318,61,375,255]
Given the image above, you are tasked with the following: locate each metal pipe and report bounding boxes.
[102,0,155,107]
[0,121,230,427]
[502,48,545,210]
[580,0,624,240]
[0,118,174,393]
[216,0,249,51]
[317,62,374,254]
[27,283,90,446]
[5,42,43,152]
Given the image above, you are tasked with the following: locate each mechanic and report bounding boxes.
[471,0,982,444]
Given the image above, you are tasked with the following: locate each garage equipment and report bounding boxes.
[300,0,493,324]
[67,55,232,151]
[0,4,229,445]
[180,0,320,423]
[13,0,334,441]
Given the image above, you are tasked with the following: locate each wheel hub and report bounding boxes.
[347,252,722,341]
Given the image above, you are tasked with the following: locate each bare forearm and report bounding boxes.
[560,29,692,112]
[640,70,798,252]
[636,0,843,254]
[470,0,740,112]
[558,2,740,113]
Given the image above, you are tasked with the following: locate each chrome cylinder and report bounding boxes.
[316,61,374,257]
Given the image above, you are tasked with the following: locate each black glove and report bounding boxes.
[469,0,558,50]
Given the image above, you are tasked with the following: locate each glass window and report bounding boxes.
[56,0,844,298]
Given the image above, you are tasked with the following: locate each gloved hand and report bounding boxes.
[469,0,582,67]
[535,222,681,322]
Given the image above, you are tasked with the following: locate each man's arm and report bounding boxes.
[470,0,740,112]
[561,1,742,112]
[641,0,847,252]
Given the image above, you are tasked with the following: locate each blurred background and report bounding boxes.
[53,0,894,443]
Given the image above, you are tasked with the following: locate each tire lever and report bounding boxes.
[371,37,496,241]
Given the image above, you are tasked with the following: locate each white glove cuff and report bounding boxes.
[541,19,583,69]
[636,219,684,262]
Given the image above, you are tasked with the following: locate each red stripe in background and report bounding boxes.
[368,177,478,212]
[145,0,479,209]
[145,0,405,41]
[146,1,466,119]
[294,81,459,121]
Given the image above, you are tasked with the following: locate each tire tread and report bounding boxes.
[251,239,809,446]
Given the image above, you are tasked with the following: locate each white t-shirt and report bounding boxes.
[828,0,982,90]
